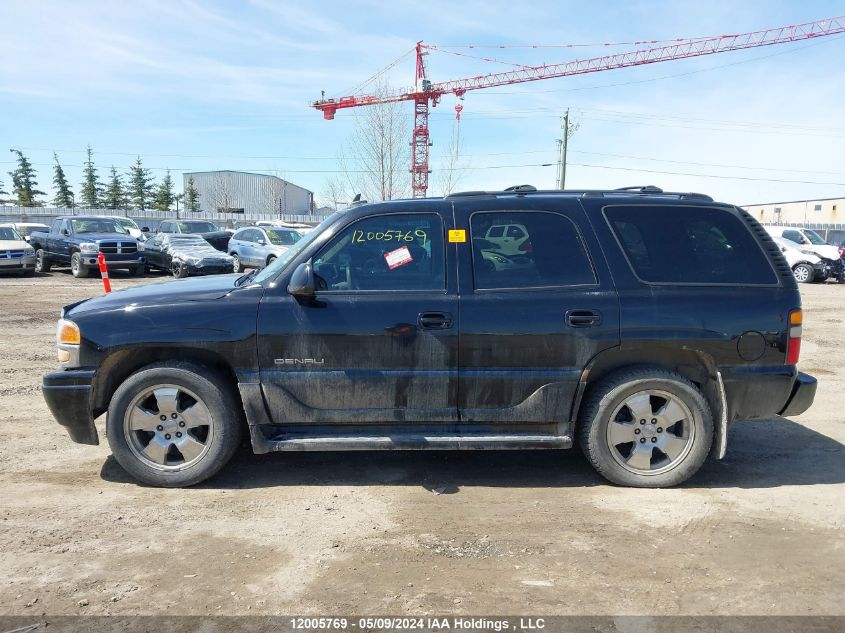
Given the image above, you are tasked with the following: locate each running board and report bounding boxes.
[262,433,572,452]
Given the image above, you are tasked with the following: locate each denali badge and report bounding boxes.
[274,358,325,366]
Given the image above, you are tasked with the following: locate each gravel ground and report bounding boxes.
[0,269,843,619]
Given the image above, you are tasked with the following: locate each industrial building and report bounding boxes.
[743,197,844,225]
[183,171,313,216]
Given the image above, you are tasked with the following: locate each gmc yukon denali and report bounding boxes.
[41,187,817,487]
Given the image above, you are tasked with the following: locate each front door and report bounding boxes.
[256,209,459,426]
[453,199,620,429]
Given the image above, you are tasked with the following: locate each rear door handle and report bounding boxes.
[566,309,602,328]
[418,311,453,329]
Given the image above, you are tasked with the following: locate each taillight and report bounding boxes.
[839,246,844,258]
[518,240,533,254]
[786,309,802,365]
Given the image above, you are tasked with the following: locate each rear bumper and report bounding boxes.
[42,369,99,445]
[778,371,817,417]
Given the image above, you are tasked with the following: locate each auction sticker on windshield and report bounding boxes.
[384,245,413,269]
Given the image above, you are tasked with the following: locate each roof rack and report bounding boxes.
[445,186,713,202]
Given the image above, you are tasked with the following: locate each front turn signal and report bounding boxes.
[57,319,81,345]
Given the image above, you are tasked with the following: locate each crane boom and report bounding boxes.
[312,16,845,197]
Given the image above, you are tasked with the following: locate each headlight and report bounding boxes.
[57,319,81,345]
[137,242,145,252]
[24,246,35,256]
[79,242,98,253]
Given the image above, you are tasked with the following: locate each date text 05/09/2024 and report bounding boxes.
[289,618,546,631]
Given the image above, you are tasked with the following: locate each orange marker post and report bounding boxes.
[97,252,112,293]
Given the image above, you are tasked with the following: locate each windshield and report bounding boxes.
[71,218,129,234]
[17,225,48,237]
[115,217,139,230]
[179,221,218,233]
[265,229,301,246]
[0,227,23,241]
[252,212,342,284]
[803,229,828,245]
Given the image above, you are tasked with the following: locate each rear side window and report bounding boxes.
[605,205,777,285]
[470,211,596,289]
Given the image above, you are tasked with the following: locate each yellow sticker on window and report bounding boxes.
[448,229,467,243]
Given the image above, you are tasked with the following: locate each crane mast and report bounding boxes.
[312,16,844,198]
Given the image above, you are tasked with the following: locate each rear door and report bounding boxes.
[453,197,620,427]
[256,206,460,426]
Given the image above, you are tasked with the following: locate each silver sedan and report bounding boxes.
[228,226,303,272]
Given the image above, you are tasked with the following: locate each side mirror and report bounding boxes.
[257,239,266,246]
[141,226,150,233]
[288,262,316,298]
[61,228,70,236]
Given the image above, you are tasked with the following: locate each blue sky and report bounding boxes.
[1,0,844,206]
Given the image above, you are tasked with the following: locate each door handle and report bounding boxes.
[418,311,453,329]
[566,309,602,328]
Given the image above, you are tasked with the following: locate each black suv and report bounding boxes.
[42,187,816,488]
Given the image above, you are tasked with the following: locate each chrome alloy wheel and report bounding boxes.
[123,385,214,471]
[605,389,695,475]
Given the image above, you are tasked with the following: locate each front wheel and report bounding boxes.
[133,264,145,277]
[71,252,89,278]
[578,367,713,487]
[171,261,189,278]
[231,253,242,273]
[792,263,814,284]
[266,255,277,268]
[106,362,243,487]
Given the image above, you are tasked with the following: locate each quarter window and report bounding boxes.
[470,212,596,289]
[605,205,777,285]
[312,214,444,291]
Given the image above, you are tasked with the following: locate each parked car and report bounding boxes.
[0,226,36,276]
[0,222,51,244]
[772,236,828,283]
[157,220,231,252]
[141,233,235,278]
[42,186,816,488]
[228,226,303,272]
[106,216,149,241]
[483,221,532,256]
[764,226,844,282]
[29,216,144,278]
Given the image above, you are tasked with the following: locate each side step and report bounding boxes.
[262,433,572,452]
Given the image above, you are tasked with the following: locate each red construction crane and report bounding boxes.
[312,16,845,198]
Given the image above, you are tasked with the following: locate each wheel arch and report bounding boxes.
[91,347,243,420]
[569,347,726,457]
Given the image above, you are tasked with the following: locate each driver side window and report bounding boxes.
[312,214,445,291]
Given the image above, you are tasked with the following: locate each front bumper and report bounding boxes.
[0,254,36,272]
[42,369,99,445]
[778,371,817,417]
[79,255,145,268]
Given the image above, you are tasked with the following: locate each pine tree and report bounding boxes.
[128,156,155,211]
[184,176,201,212]
[8,149,46,207]
[79,145,101,208]
[153,170,175,211]
[52,152,74,208]
[103,166,128,210]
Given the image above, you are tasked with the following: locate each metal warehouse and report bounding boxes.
[183,170,314,216]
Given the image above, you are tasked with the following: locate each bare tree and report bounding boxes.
[338,81,410,201]
[319,176,350,211]
[208,173,236,212]
[261,172,291,218]
[435,122,467,196]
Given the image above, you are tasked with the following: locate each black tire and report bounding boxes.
[577,367,713,488]
[133,265,145,277]
[35,249,51,273]
[171,261,189,278]
[106,362,243,487]
[71,252,89,278]
[266,255,277,267]
[792,263,814,284]
[231,253,242,273]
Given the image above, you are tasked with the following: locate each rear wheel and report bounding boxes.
[171,261,189,278]
[231,253,242,273]
[106,362,243,487]
[578,367,713,487]
[35,250,51,273]
[71,252,89,278]
[792,263,814,283]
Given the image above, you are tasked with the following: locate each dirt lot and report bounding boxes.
[0,269,843,618]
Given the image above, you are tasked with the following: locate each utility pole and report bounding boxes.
[557,109,570,190]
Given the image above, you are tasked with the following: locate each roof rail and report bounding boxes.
[445,188,713,202]
[614,185,664,193]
